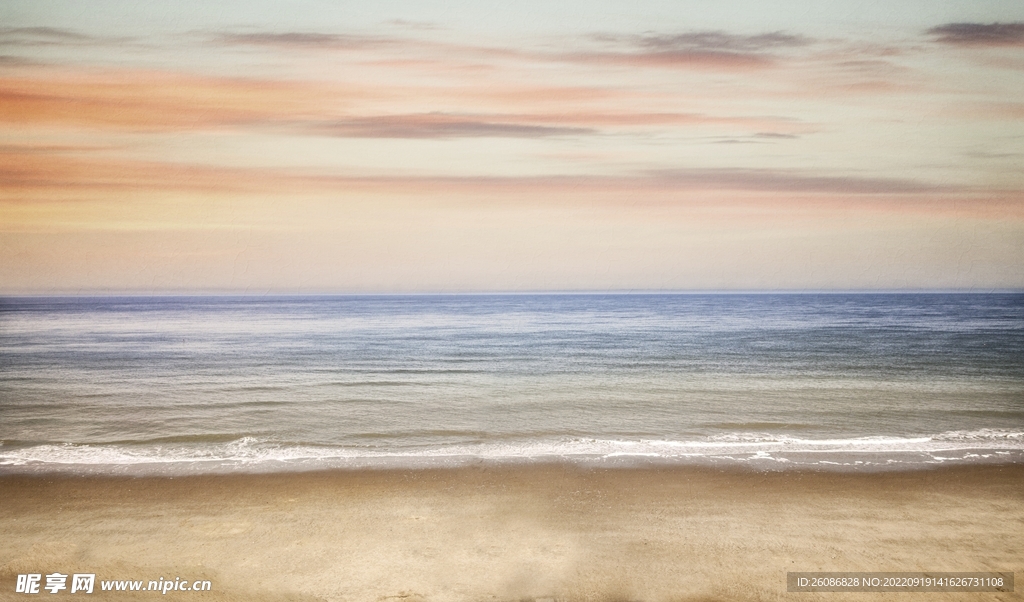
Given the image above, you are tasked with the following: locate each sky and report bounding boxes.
[1,1,1022,293]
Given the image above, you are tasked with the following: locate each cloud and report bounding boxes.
[0,150,283,194]
[299,108,801,140]
[754,132,799,139]
[573,49,770,69]
[309,113,593,138]
[0,69,803,138]
[0,72,345,130]
[0,27,94,44]
[927,22,1024,46]
[0,27,124,48]
[211,26,814,74]
[944,102,1024,120]
[575,30,811,69]
[647,168,952,194]
[633,31,811,52]
[1,147,961,198]
[708,133,803,144]
[384,19,442,31]
[216,31,389,49]
[0,55,37,66]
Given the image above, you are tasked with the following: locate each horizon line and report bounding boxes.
[2,288,1023,299]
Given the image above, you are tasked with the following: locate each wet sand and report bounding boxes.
[1,464,1021,601]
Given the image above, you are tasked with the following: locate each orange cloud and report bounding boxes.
[0,65,807,138]
[0,69,354,131]
[0,144,987,201]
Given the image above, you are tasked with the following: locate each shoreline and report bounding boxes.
[3,435,1021,476]
[2,454,1023,476]
[2,463,1022,601]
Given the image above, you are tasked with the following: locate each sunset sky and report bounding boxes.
[2,1,1022,293]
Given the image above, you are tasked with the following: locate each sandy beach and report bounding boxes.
[1,464,1021,602]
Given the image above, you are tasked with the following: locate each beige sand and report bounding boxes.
[1,464,1021,602]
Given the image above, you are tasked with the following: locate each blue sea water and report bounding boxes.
[1,294,1022,473]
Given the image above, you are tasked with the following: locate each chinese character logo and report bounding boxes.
[15,574,41,594]
[16,573,95,594]
[44,573,68,594]
[71,574,95,594]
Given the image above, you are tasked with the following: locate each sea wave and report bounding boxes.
[1,429,1022,474]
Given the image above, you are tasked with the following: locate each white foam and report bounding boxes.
[2,429,1022,474]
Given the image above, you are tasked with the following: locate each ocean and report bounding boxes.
[1,293,1022,473]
